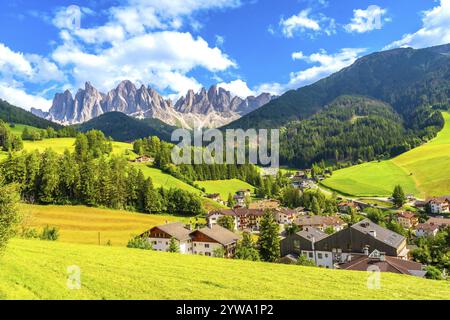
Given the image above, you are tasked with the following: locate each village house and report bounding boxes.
[274,208,302,225]
[294,215,347,232]
[190,225,241,258]
[133,155,154,163]
[396,211,419,229]
[236,189,252,198]
[427,216,450,228]
[415,223,440,237]
[141,222,240,258]
[427,196,450,214]
[233,194,246,207]
[339,250,425,277]
[207,208,265,231]
[337,201,360,213]
[281,219,410,269]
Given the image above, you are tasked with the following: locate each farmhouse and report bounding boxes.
[190,225,240,258]
[207,208,265,231]
[339,250,425,277]
[294,215,347,232]
[415,223,440,238]
[142,222,193,254]
[395,211,418,229]
[338,201,359,213]
[142,222,240,258]
[427,196,450,214]
[274,208,302,225]
[281,219,409,269]
[133,155,154,163]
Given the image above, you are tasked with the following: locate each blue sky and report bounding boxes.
[0,0,449,111]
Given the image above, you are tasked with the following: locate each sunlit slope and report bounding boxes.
[322,112,450,198]
[1,239,449,300]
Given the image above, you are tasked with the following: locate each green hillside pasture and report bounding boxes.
[322,161,418,197]
[20,204,191,247]
[1,239,449,300]
[134,163,201,194]
[322,112,450,198]
[195,179,256,200]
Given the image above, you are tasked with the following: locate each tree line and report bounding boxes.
[0,130,205,217]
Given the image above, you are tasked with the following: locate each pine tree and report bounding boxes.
[257,211,280,262]
[168,237,180,253]
[0,179,20,253]
[235,232,260,261]
[392,185,406,207]
[227,193,235,208]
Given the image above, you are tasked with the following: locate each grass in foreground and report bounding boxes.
[322,112,450,198]
[20,204,192,247]
[195,179,255,200]
[0,239,449,300]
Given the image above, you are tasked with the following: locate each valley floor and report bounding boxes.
[1,239,449,300]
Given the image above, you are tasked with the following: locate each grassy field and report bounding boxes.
[195,179,255,200]
[20,204,193,247]
[0,239,449,300]
[322,112,450,198]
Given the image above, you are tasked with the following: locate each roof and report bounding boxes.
[234,208,265,217]
[339,254,424,277]
[427,196,450,204]
[195,225,241,245]
[397,211,416,219]
[351,219,405,249]
[297,227,328,242]
[427,217,450,226]
[206,193,220,199]
[152,222,191,241]
[295,215,346,227]
[207,209,236,218]
[416,223,440,232]
[275,207,298,216]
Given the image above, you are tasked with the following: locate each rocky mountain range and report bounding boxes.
[32,81,273,128]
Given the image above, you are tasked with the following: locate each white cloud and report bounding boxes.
[291,51,305,60]
[345,5,389,33]
[218,79,256,98]
[279,9,336,38]
[0,43,33,78]
[0,83,52,111]
[52,31,236,95]
[256,48,366,95]
[385,0,450,49]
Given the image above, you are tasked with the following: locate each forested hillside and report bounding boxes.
[0,100,62,130]
[280,96,443,167]
[225,44,450,130]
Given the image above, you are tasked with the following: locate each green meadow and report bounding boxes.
[195,179,255,200]
[1,239,449,300]
[322,112,450,198]
[20,204,193,247]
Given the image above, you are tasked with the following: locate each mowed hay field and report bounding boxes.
[322,112,450,198]
[195,179,256,200]
[1,239,449,300]
[20,204,192,246]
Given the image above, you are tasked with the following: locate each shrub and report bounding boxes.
[425,266,443,280]
[40,226,59,241]
[127,236,152,250]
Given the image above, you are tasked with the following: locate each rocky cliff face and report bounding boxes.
[36,81,273,128]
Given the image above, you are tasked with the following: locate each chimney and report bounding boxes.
[379,252,386,261]
[363,246,369,256]
[369,230,377,238]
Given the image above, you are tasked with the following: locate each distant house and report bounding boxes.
[206,193,221,201]
[339,250,425,277]
[427,216,450,228]
[338,201,359,213]
[141,222,240,258]
[415,223,440,238]
[233,194,246,207]
[427,196,450,214]
[134,155,154,163]
[207,208,265,231]
[294,215,347,232]
[281,219,410,269]
[248,199,280,210]
[396,211,419,229]
[274,208,302,225]
[190,225,240,257]
[236,189,252,198]
[142,222,193,254]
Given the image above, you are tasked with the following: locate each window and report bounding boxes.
[318,253,323,259]
[325,253,329,258]
[308,252,313,258]
[293,240,300,252]
[205,252,211,257]
[205,244,210,248]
